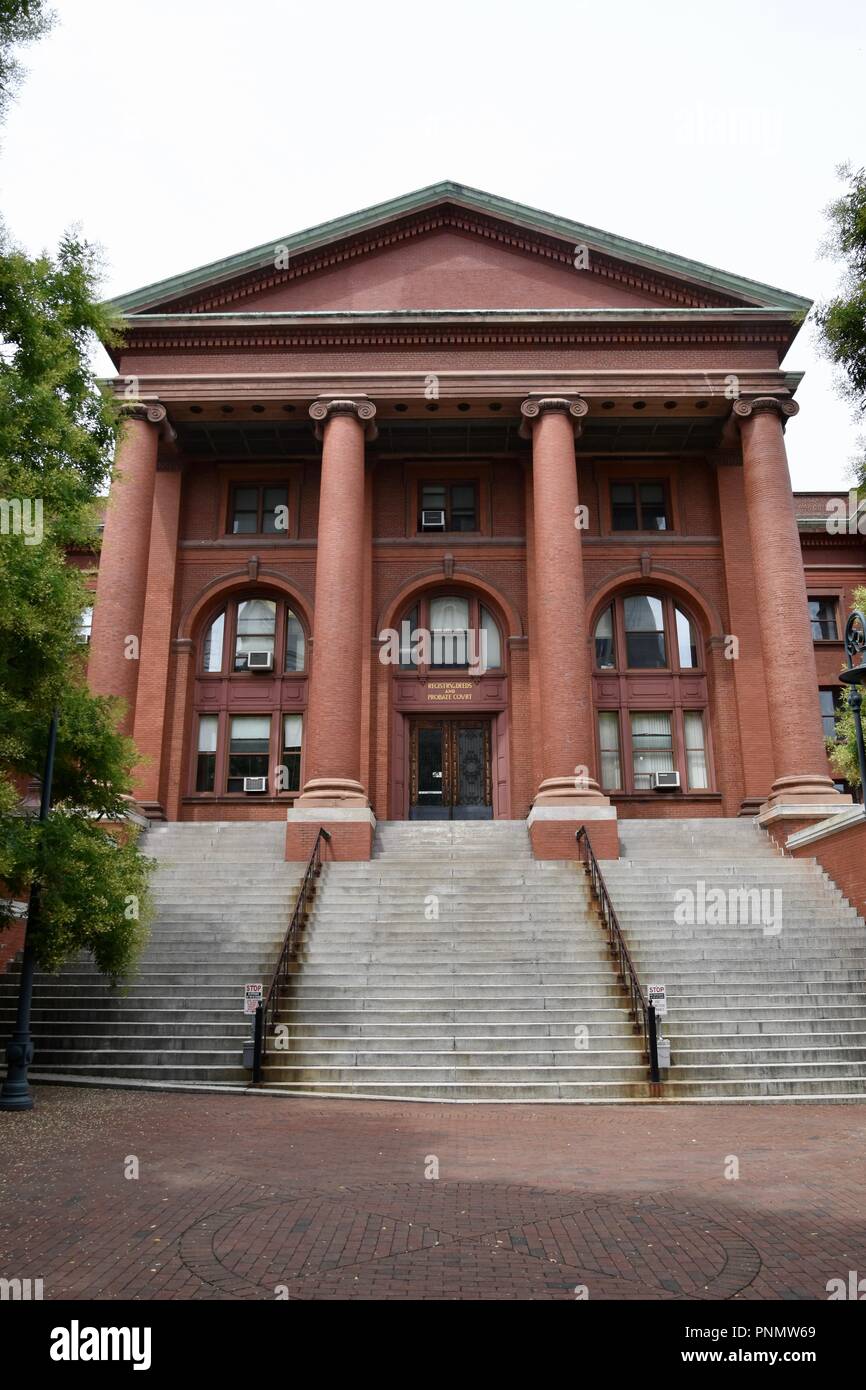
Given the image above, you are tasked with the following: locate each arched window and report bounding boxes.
[193,593,308,800]
[397,592,503,673]
[592,593,711,794]
[201,597,306,675]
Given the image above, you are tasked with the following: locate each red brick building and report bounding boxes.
[87,182,866,860]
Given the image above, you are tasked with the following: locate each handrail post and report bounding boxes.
[251,1002,263,1084]
[648,1003,660,1084]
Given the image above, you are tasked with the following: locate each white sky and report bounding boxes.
[2,0,865,490]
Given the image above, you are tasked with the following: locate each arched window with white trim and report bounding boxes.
[191,593,308,801]
[592,592,712,795]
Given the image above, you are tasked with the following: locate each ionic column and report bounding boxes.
[734,397,848,815]
[521,397,616,858]
[88,404,166,733]
[296,398,376,807]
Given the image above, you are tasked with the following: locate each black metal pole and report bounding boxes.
[849,685,866,805]
[251,1002,264,1084]
[0,708,59,1112]
[648,1003,660,1084]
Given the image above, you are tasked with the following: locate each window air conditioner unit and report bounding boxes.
[243,776,268,793]
[652,771,681,791]
[421,509,446,531]
[246,650,274,671]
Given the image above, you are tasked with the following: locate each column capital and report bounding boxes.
[309,397,378,442]
[119,400,179,457]
[120,401,168,425]
[519,395,588,439]
[733,396,799,424]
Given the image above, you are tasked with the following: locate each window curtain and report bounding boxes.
[630,711,673,788]
[480,606,501,669]
[675,608,698,668]
[230,715,271,750]
[598,711,622,790]
[683,711,708,789]
[283,714,303,751]
[203,612,224,671]
[430,595,469,665]
[236,599,276,660]
[198,715,218,753]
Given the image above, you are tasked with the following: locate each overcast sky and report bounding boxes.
[2,0,864,490]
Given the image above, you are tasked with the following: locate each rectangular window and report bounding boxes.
[808,597,839,640]
[819,687,843,740]
[230,484,289,535]
[196,715,218,793]
[76,606,93,644]
[598,711,622,791]
[624,595,666,668]
[419,481,478,533]
[683,711,709,790]
[281,714,303,793]
[429,595,470,666]
[611,481,669,532]
[630,712,674,790]
[227,715,271,793]
[235,598,276,670]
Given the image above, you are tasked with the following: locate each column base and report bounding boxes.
[527,805,619,860]
[294,777,368,807]
[764,774,851,807]
[758,787,854,849]
[286,806,376,862]
[532,775,609,805]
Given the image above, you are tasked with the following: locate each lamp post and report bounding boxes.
[0,709,59,1112]
[838,610,866,805]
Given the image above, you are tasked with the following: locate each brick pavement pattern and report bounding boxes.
[1,1088,865,1300]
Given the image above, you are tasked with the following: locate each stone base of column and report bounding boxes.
[286,806,376,862]
[527,805,619,860]
[532,775,611,805]
[756,800,856,850]
[138,800,166,822]
[294,777,369,808]
[758,784,854,850]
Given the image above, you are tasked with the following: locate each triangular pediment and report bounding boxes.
[107,181,811,318]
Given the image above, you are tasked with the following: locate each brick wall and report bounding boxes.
[788,812,866,913]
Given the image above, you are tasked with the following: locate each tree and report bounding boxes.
[816,164,866,486]
[828,586,866,798]
[0,1,53,127]
[0,7,151,978]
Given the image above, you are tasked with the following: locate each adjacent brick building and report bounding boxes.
[86,182,866,860]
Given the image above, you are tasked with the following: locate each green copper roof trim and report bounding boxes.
[105,181,813,316]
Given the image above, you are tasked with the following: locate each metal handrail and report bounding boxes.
[251,826,331,1082]
[575,828,660,1084]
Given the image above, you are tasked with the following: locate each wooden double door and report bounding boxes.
[409,718,493,820]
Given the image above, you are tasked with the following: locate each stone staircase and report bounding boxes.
[599,820,866,1101]
[0,822,299,1087]
[4,816,863,1104]
[262,821,649,1101]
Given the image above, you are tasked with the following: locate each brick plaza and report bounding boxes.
[2,1088,864,1301]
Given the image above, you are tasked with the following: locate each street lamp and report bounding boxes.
[0,709,59,1112]
[838,610,866,803]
